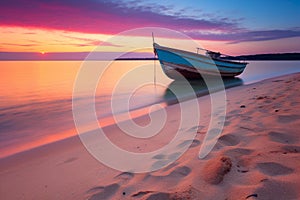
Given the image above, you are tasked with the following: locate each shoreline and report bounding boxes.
[0,73,284,161]
[0,73,297,161]
[0,72,286,160]
[1,72,300,199]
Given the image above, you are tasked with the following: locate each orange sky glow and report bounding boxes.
[0,26,111,52]
[1,25,300,56]
[1,0,300,57]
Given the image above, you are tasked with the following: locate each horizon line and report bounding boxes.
[0,51,300,61]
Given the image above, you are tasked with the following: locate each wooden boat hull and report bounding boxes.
[154,43,247,79]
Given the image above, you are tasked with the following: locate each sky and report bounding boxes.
[0,0,300,57]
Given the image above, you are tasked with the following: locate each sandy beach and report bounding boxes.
[1,73,300,200]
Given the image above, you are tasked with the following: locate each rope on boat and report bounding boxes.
[197,47,246,62]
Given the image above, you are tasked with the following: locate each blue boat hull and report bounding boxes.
[154,43,247,79]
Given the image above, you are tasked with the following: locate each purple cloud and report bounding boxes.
[0,0,300,44]
[0,0,238,33]
[185,29,300,43]
[229,29,300,43]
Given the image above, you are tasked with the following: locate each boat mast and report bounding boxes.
[152,32,155,44]
[152,32,156,89]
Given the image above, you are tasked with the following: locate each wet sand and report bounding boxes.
[1,73,300,200]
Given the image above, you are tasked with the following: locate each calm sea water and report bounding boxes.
[0,60,299,158]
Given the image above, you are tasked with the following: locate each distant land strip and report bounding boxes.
[225,53,300,61]
[0,52,155,61]
[0,52,299,61]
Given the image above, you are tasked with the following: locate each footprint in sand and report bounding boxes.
[114,171,134,183]
[218,134,240,146]
[177,139,201,149]
[87,183,119,200]
[168,166,191,177]
[143,186,201,200]
[148,166,191,181]
[131,191,154,198]
[140,167,191,197]
[224,121,231,126]
[256,162,293,176]
[205,128,222,140]
[161,162,179,172]
[254,179,298,200]
[151,152,183,171]
[152,154,166,159]
[268,131,298,144]
[282,145,300,153]
[167,152,182,160]
[190,139,201,148]
[145,192,170,200]
[188,125,204,132]
[224,148,254,157]
[277,114,300,123]
[151,160,171,171]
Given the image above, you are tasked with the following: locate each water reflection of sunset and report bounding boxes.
[0,61,80,102]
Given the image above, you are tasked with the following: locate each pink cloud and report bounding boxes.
[0,0,300,45]
[0,0,237,35]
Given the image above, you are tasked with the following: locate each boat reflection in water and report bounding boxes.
[163,77,243,105]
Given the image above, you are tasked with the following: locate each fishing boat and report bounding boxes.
[153,42,248,79]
